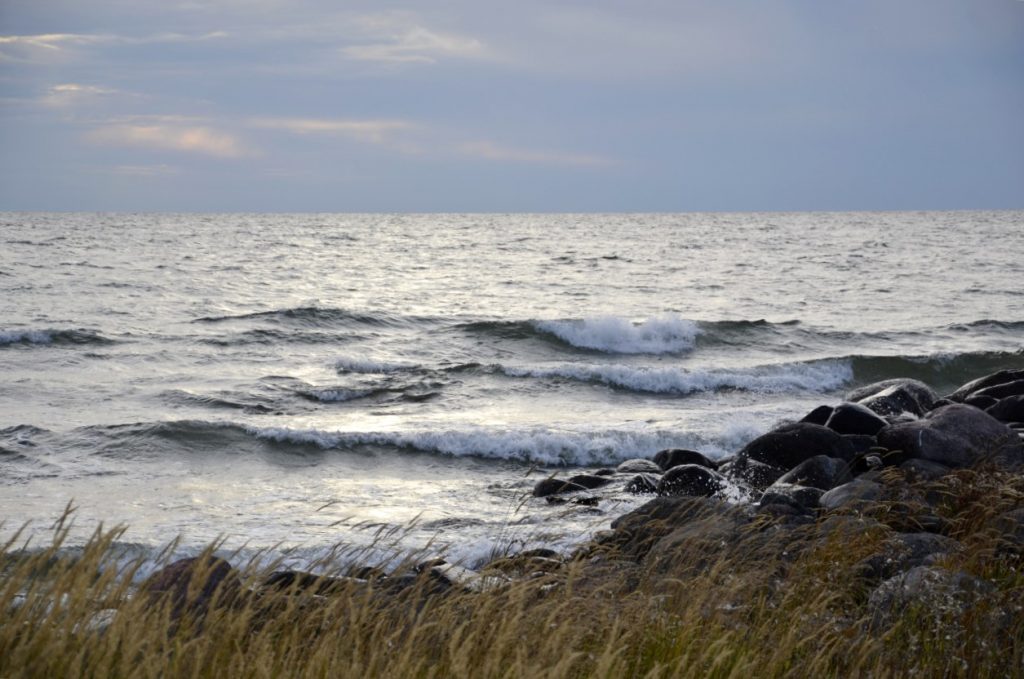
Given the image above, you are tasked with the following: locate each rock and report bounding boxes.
[616,458,662,474]
[974,379,1024,401]
[868,566,993,630]
[993,508,1024,553]
[987,395,1024,423]
[877,403,1023,468]
[800,405,834,426]
[759,483,823,511]
[774,455,852,491]
[947,368,1024,402]
[899,458,952,481]
[858,533,962,581]
[721,457,786,490]
[624,473,659,495]
[656,464,727,497]
[605,496,733,560]
[593,468,616,477]
[567,474,612,490]
[843,434,877,456]
[964,395,999,410]
[858,382,936,417]
[643,509,751,574]
[140,556,241,621]
[825,402,888,436]
[736,422,855,471]
[532,478,587,497]
[652,448,718,471]
[819,478,882,511]
[848,378,938,412]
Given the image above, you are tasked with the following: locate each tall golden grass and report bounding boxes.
[2,469,1023,678]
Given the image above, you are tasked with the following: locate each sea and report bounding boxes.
[2,211,1022,573]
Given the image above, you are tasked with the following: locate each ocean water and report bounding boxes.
[2,211,1022,570]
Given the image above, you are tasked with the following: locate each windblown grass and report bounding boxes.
[2,470,1023,678]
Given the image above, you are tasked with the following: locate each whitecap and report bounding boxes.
[534,314,699,354]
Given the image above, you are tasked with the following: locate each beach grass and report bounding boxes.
[2,469,1023,678]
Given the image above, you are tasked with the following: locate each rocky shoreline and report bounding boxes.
[132,369,1024,627]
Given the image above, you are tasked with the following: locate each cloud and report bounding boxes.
[458,140,611,167]
[106,164,180,177]
[0,30,227,62]
[86,122,250,158]
[42,83,118,107]
[341,12,485,64]
[249,117,414,144]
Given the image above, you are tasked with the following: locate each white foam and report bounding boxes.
[0,329,53,345]
[334,356,418,374]
[246,424,715,467]
[303,388,373,402]
[534,314,699,354]
[501,359,853,395]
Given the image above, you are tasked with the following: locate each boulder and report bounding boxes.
[759,483,823,511]
[974,379,1024,401]
[825,402,888,436]
[857,533,962,581]
[606,496,733,561]
[736,422,855,471]
[848,378,938,415]
[652,448,718,471]
[140,556,241,621]
[800,405,834,426]
[616,458,662,474]
[899,458,952,481]
[656,464,727,497]
[532,478,586,497]
[877,403,1023,468]
[567,474,613,490]
[947,368,1024,402]
[624,473,659,495]
[774,455,852,491]
[987,395,1024,423]
[819,478,882,511]
[858,385,932,418]
[964,395,998,410]
[867,566,993,630]
[721,457,786,490]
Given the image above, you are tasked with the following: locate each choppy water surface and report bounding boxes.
[1,212,1022,568]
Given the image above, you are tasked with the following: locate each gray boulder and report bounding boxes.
[877,403,1023,468]
[624,473,659,495]
[947,368,1024,402]
[759,482,823,511]
[532,478,586,497]
[848,378,938,416]
[868,566,993,630]
[657,464,728,497]
[987,394,1024,423]
[720,456,786,490]
[774,455,852,491]
[973,378,1024,401]
[825,402,888,436]
[616,458,662,474]
[736,422,855,471]
[652,448,718,471]
[819,478,882,511]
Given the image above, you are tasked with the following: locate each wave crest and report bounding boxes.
[534,314,700,354]
[0,328,111,347]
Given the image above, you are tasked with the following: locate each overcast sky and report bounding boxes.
[1,1,1022,212]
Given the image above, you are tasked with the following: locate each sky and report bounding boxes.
[1,0,1022,212]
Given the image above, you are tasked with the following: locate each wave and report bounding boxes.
[197,328,365,347]
[0,328,112,347]
[193,306,430,329]
[533,315,700,354]
[334,356,420,374]
[847,350,1024,391]
[947,319,1024,332]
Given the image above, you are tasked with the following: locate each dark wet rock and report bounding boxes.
[819,478,882,511]
[759,482,823,511]
[877,403,1023,468]
[605,496,732,561]
[518,547,560,560]
[593,468,616,477]
[843,434,877,457]
[644,508,751,574]
[533,478,587,497]
[899,458,952,481]
[736,422,855,471]
[868,566,993,630]
[858,533,962,581]
[656,464,728,497]
[140,556,242,621]
[567,474,613,490]
[774,455,852,491]
[964,395,999,410]
[263,570,360,595]
[346,565,387,580]
[947,368,1024,402]
[570,496,600,506]
[825,402,888,436]
[859,384,935,418]
[652,448,718,471]
[800,405,833,426]
[722,456,786,490]
[624,473,660,495]
[974,379,1024,401]
[616,458,661,474]
[930,398,957,409]
[987,395,1024,423]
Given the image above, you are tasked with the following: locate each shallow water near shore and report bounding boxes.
[2,211,1022,571]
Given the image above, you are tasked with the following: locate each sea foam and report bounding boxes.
[534,314,699,354]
